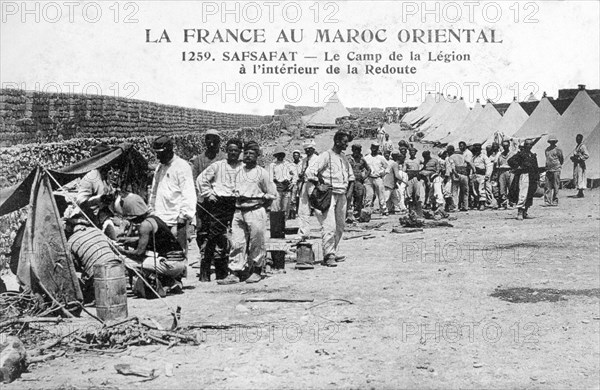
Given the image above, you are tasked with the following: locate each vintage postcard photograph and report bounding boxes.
[1,1,599,388]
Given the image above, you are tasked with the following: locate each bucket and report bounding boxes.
[269,211,286,239]
[270,250,286,269]
[296,242,315,264]
[93,262,128,321]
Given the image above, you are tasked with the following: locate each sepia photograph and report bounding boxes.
[1,1,599,388]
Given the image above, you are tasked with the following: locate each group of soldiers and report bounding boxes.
[343,132,590,222]
[64,128,591,299]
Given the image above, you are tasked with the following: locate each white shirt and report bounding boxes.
[269,160,297,183]
[197,160,242,198]
[306,150,355,195]
[364,154,389,178]
[149,155,196,225]
[462,149,473,163]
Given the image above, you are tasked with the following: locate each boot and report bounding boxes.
[414,201,424,218]
[577,189,584,198]
[516,209,524,220]
[199,260,211,282]
[245,267,263,283]
[446,198,456,212]
[214,258,229,280]
[523,208,529,219]
[217,273,240,285]
[322,254,338,267]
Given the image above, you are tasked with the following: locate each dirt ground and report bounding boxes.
[5,128,600,389]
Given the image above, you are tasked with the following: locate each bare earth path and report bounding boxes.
[6,131,599,389]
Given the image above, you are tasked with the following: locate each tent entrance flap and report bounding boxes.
[17,167,82,306]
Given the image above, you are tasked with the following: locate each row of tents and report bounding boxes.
[402,86,600,179]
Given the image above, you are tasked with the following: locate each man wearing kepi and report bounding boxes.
[220,141,277,284]
[289,149,303,219]
[544,135,563,206]
[196,139,243,282]
[469,143,493,210]
[190,129,225,269]
[364,142,389,215]
[347,144,371,221]
[269,146,296,216]
[496,141,514,209]
[297,140,318,240]
[446,145,469,212]
[190,129,225,182]
[306,131,355,267]
[508,140,539,220]
[149,135,197,254]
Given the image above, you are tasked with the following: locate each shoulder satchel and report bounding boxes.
[309,151,333,212]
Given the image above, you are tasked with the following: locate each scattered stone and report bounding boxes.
[0,336,27,384]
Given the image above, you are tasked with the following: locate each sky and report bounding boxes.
[1,0,599,115]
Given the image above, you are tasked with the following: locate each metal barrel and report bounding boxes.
[93,262,128,321]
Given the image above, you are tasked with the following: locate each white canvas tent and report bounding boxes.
[484,99,531,147]
[443,101,501,146]
[531,89,600,167]
[439,100,483,145]
[422,98,469,143]
[513,96,561,140]
[303,92,351,128]
[403,93,446,128]
[415,95,455,135]
[464,103,502,145]
[401,93,437,126]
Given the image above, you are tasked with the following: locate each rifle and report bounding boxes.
[295,179,304,215]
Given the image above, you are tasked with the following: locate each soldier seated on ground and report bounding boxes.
[115,193,186,295]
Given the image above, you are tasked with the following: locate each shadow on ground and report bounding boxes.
[491,287,600,303]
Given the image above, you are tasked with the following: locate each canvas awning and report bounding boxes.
[0,143,147,216]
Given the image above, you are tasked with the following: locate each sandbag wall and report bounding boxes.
[0,89,274,146]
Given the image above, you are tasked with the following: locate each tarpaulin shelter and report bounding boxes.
[438,100,483,146]
[0,143,147,306]
[302,92,351,128]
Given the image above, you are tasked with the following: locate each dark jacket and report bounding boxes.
[507,151,539,207]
